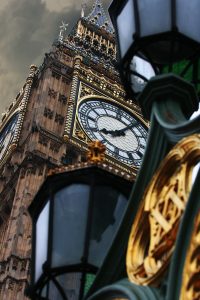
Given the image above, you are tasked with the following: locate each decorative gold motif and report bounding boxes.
[87,140,106,162]
[80,85,95,98]
[127,134,200,285]
[76,131,86,140]
[74,122,87,142]
[180,210,200,300]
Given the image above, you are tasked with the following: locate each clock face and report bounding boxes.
[0,113,19,161]
[78,99,148,166]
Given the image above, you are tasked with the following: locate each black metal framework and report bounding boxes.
[27,166,132,300]
[109,0,200,96]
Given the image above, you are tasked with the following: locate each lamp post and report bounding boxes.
[82,2,200,300]
[109,0,200,95]
[27,162,132,300]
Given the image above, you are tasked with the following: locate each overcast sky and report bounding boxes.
[0,0,111,115]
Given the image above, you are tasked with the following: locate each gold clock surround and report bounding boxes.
[126,134,200,286]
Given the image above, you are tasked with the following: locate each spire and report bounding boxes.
[85,0,114,33]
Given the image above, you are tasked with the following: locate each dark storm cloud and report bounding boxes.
[0,0,111,115]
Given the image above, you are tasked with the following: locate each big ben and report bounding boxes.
[0,1,148,299]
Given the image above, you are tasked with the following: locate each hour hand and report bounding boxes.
[117,121,138,135]
[100,128,125,137]
[100,128,114,134]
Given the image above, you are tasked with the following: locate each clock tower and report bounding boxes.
[0,1,148,299]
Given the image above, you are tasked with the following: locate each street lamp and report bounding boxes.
[109,0,200,95]
[28,163,132,300]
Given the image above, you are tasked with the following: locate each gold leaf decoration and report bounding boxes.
[180,210,200,300]
[127,134,200,285]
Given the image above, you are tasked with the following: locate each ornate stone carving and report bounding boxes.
[38,134,48,147]
[50,141,60,153]
[62,76,70,84]
[80,85,94,97]
[55,113,64,125]
[58,94,67,104]
[44,107,54,119]
[48,88,57,99]
[51,71,61,80]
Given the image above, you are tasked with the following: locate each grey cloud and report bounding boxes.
[0,0,111,114]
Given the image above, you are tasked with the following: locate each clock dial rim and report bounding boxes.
[77,96,148,166]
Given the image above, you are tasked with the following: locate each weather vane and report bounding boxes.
[58,21,68,42]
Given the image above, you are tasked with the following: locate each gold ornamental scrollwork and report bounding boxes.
[87,140,106,163]
[127,134,200,286]
[180,210,200,300]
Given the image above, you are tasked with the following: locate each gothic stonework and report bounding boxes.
[0,1,148,299]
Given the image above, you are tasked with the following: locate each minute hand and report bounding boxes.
[116,121,138,135]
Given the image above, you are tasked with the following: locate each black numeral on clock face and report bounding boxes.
[128,152,134,161]
[116,108,123,120]
[136,150,143,159]
[101,139,107,145]
[114,148,119,157]
[87,116,95,122]
[140,144,146,150]
[78,99,148,166]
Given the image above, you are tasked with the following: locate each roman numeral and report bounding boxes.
[128,152,134,161]
[140,144,146,150]
[101,139,107,144]
[136,150,143,158]
[101,103,108,114]
[116,109,123,120]
[114,148,119,157]
[88,116,95,122]
[85,126,98,131]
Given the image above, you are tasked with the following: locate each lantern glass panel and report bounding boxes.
[35,201,50,282]
[138,0,171,36]
[130,56,155,93]
[117,0,135,57]
[89,187,127,267]
[49,273,81,300]
[40,285,47,298]
[52,184,90,267]
[177,0,200,43]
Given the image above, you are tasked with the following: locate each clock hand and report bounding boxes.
[100,128,126,137]
[122,121,138,132]
[100,128,115,134]
[111,130,125,137]
[100,127,131,137]
[114,121,139,136]
[100,121,138,137]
